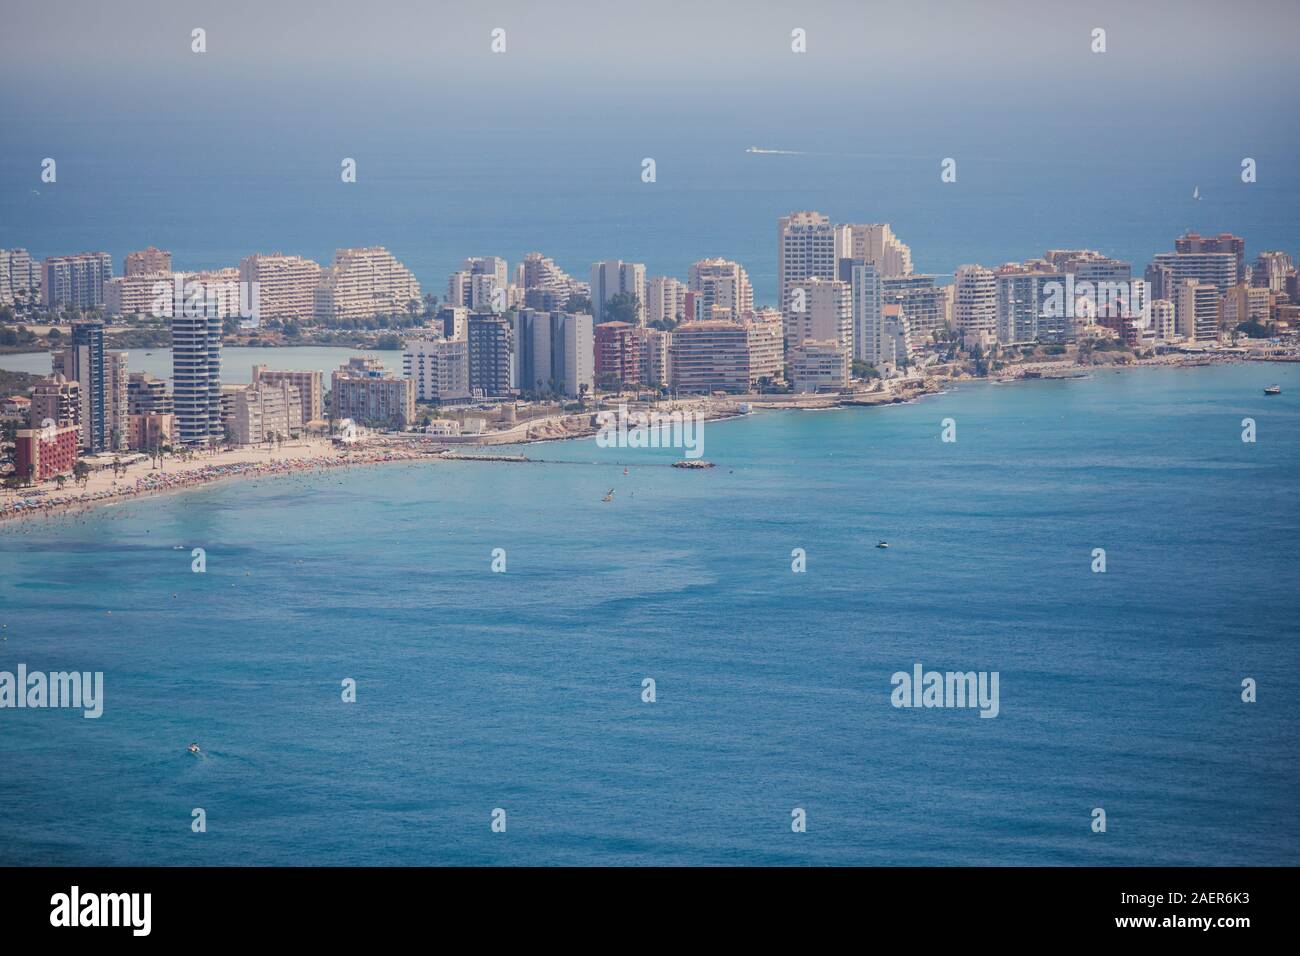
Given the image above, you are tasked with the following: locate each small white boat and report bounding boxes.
[876,540,890,549]
[187,743,201,754]
[1264,385,1281,395]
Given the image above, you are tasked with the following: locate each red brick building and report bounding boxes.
[13,425,79,481]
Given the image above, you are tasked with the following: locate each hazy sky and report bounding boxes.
[2,0,1297,127]
[2,0,1297,288]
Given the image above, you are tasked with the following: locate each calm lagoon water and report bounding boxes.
[1,363,1297,865]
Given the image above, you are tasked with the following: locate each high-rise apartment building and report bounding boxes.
[1252,251,1293,292]
[670,319,782,393]
[42,253,113,309]
[954,265,998,348]
[466,314,515,398]
[28,375,80,433]
[403,339,470,404]
[1175,279,1221,342]
[646,275,687,325]
[64,321,107,451]
[239,253,322,320]
[688,259,753,320]
[839,224,913,277]
[1175,232,1246,284]
[788,277,852,354]
[314,247,420,323]
[778,211,840,337]
[251,366,323,425]
[171,308,223,444]
[513,309,594,399]
[0,248,40,306]
[227,380,303,444]
[841,259,881,363]
[124,247,172,276]
[595,321,641,389]
[789,340,850,393]
[882,275,947,347]
[127,372,171,415]
[1149,249,1238,298]
[331,356,415,429]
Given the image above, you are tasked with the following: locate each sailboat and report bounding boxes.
[1192,185,1201,200]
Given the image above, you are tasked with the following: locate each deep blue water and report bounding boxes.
[3,121,1298,303]
[2,363,1297,865]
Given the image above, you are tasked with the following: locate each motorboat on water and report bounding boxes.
[1264,385,1281,395]
[602,489,614,502]
[876,540,890,549]
[187,743,201,754]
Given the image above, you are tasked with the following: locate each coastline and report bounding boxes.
[0,354,1272,527]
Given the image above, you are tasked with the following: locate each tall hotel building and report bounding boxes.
[589,260,646,325]
[314,247,420,323]
[688,259,753,320]
[331,357,415,429]
[778,212,840,351]
[954,265,998,348]
[239,253,322,320]
[171,307,223,445]
[42,252,113,309]
[403,339,470,404]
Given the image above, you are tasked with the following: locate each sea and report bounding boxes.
[2,362,1297,866]
[2,123,1299,302]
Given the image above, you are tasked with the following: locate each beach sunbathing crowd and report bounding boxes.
[0,447,428,525]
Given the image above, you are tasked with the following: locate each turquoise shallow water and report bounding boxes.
[1,363,1298,865]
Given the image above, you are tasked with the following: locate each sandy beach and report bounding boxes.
[0,438,437,526]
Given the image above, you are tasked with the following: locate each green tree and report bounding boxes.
[602,292,640,325]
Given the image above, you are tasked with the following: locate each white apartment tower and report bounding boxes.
[688,258,754,320]
[840,224,913,277]
[239,253,322,320]
[314,247,421,322]
[955,265,998,349]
